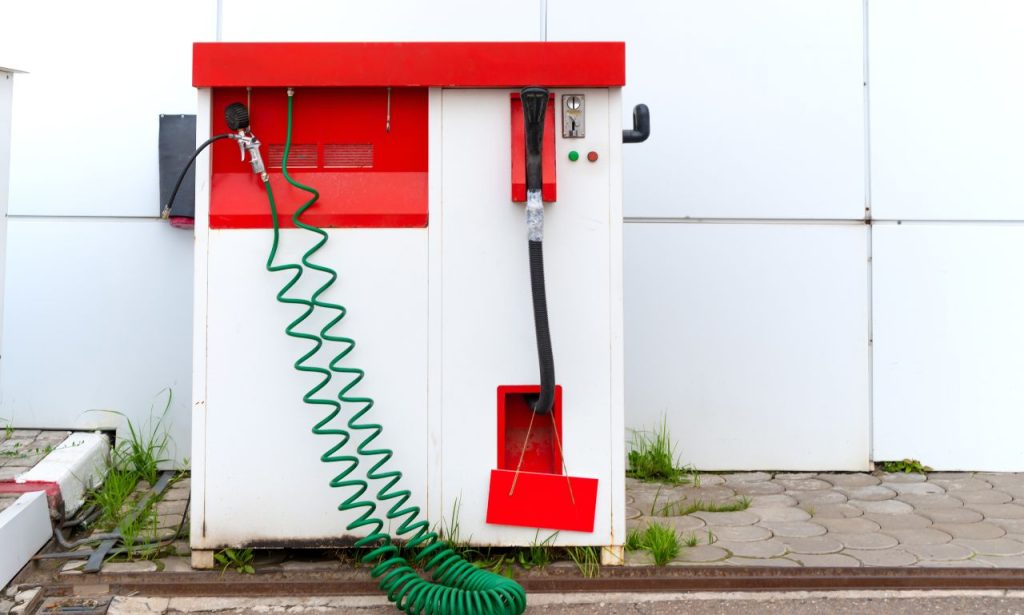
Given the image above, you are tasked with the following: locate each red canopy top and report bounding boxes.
[193,42,625,88]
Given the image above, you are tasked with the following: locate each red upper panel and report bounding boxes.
[193,42,625,88]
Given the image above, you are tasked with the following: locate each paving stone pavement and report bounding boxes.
[626,472,1024,568]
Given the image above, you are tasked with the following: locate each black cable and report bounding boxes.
[161,133,235,218]
[529,239,556,415]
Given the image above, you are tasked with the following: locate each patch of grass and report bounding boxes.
[437,497,472,550]
[655,496,752,517]
[517,531,558,570]
[633,523,680,566]
[682,532,699,548]
[627,417,696,485]
[625,528,644,551]
[92,468,140,529]
[878,459,932,474]
[565,546,600,578]
[215,548,255,575]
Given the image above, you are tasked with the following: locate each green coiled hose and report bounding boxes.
[259,90,527,615]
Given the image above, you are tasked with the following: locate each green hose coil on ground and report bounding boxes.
[259,90,527,615]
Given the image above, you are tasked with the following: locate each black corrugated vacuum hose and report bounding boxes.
[521,86,556,416]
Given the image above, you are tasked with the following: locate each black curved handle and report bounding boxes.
[521,87,549,192]
[623,104,650,143]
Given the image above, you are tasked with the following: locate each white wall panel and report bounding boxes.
[873,223,1024,470]
[548,0,865,220]
[0,72,12,356]
[221,0,538,42]
[625,223,870,470]
[870,1,1024,220]
[0,0,215,217]
[0,219,193,464]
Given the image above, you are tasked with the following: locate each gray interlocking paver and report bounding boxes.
[977,473,1024,488]
[674,545,730,563]
[788,490,848,505]
[830,532,900,550]
[843,548,919,566]
[780,535,844,554]
[929,477,993,492]
[849,499,914,514]
[953,538,1024,556]
[974,554,1024,567]
[697,475,726,486]
[811,503,864,518]
[957,489,1013,505]
[818,473,880,488]
[879,472,927,483]
[725,556,800,567]
[883,528,953,545]
[774,473,816,480]
[882,481,945,495]
[864,512,933,529]
[624,471,1024,569]
[716,539,788,558]
[722,472,773,483]
[757,521,826,538]
[772,478,831,491]
[968,504,1024,519]
[904,543,975,561]
[917,559,994,567]
[931,522,1006,540]
[706,524,772,542]
[730,481,785,495]
[748,494,798,508]
[919,508,984,524]
[625,551,655,566]
[754,507,811,523]
[900,493,966,509]
[656,515,706,532]
[691,510,759,526]
[988,518,1024,533]
[815,517,881,534]
[837,485,897,501]
[789,553,861,567]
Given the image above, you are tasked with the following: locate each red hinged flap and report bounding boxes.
[486,469,598,533]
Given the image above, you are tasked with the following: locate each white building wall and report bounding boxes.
[0,70,12,360]
[1,0,1022,470]
[869,1,1024,470]
[0,1,215,463]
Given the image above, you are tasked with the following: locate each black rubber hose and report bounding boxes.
[161,133,234,217]
[529,239,556,415]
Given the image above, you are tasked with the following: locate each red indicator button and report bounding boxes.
[587,151,599,162]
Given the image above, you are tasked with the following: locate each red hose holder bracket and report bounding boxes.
[486,386,599,532]
[510,93,557,203]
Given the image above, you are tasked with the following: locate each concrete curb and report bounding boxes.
[0,432,108,517]
[0,491,50,589]
[0,432,109,591]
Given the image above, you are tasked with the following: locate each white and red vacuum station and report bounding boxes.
[188,42,645,566]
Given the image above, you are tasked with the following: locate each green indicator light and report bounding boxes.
[568,150,580,161]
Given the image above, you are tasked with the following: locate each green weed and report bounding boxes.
[625,528,644,551]
[682,532,699,548]
[565,546,600,578]
[215,548,255,575]
[878,459,932,474]
[656,496,752,517]
[627,417,695,484]
[636,523,680,566]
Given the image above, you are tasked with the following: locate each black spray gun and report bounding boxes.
[520,87,556,416]
[161,102,266,219]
